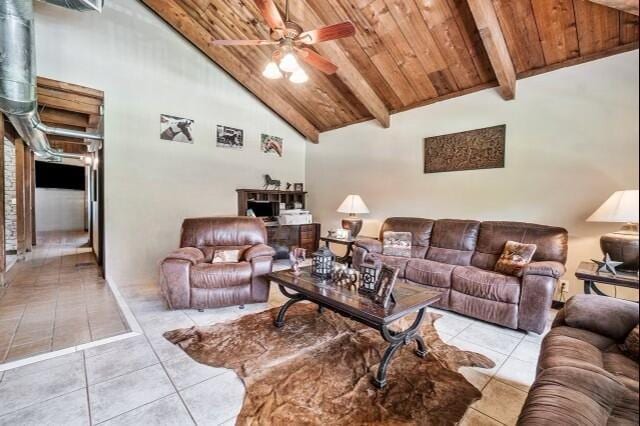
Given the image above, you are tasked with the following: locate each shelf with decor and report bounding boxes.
[236,188,320,258]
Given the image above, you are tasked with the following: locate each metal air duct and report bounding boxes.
[0,0,103,160]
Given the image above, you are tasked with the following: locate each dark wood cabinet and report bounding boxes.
[237,189,320,258]
[266,223,320,258]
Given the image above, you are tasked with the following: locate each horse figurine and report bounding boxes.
[263,174,281,190]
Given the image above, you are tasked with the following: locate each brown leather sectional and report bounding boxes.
[160,217,275,309]
[353,218,568,334]
[518,295,639,424]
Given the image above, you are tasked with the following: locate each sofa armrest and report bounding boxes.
[354,238,382,254]
[244,244,276,261]
[160,258,192,309]
[563,294,639,341]
[164,247,205,265]
[523,261,566,279]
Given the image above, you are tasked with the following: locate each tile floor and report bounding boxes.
[0,231,130,363]
[0,256,555,425]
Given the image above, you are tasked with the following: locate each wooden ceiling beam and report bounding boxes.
[141,0,320,143]
[281,0,391,128]
[467,0,517,100]
[587,0,639,15]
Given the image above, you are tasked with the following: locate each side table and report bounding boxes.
[575,261,639,297]
[320,236,376,267]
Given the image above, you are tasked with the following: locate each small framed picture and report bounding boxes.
[293,183,304,192]
[374,265,399,308]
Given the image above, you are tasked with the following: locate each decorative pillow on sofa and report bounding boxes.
[620,325,639,362]
[494,241,537,277]
[212,249,240,263]
[382,231,412,258]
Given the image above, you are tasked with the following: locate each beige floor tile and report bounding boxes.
[494,357,537,392]
[460,408,504,426]
[472,380,528,426]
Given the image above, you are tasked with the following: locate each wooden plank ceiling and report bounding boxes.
[36,77,104,155]
[142,0,639,142]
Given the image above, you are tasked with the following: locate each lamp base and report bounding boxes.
[600,223,639,272]
[342,216,363,238]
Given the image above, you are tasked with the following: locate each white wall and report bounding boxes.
[307,52,639,301]
[34,1,307,285]
[35,188,85,232]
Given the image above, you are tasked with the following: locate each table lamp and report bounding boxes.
[587,190,639,272]
[337,195,369,238]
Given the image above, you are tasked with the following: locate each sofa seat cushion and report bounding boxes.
[451,266,521,304]
[367,253,410,278]
[190,262,252,289]
[517,366,639,426]
[539,327,639,392]
[405,259,455,288]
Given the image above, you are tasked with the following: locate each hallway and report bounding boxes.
[0,231,129,363]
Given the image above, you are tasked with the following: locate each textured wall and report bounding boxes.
[3,139,16,252]
[307,51,639,302]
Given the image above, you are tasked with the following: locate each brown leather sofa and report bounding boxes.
[518,294,639,425]
[353,218,568,334]
[160,217,275,309]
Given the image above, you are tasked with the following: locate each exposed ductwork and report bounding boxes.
[0,0,104,161]
[42,0,103,12]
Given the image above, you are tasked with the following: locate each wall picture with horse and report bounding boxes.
[261,134,283,157]
[160,114,194,144]
[216,125,244,149]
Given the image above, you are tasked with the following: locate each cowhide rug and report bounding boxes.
[164,303,494,425]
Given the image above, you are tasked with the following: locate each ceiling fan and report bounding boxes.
[212,0,356,83]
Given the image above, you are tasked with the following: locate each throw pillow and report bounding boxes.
[620,325,639,362]
[212,249,240,263]
[382,231,412,258]
[494,241,537,277]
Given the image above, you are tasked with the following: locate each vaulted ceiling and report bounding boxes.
[142,0,639,143]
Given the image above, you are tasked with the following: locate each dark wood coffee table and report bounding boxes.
[266,267,441,389]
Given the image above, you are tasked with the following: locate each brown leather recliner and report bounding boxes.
[518,295,639,425]
[160,217,275,309]
[353,218,568,334]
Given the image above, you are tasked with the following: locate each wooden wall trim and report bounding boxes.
[468,0,517,100]
[15,140,26,258]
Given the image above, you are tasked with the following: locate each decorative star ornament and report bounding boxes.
[591,253,623,275]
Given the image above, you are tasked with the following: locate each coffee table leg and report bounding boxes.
[274,285,306,328]
[373,308,428,389]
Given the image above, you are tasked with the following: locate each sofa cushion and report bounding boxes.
[379,218,434,258]
[405,259,456,288]
[621,325,640,362]
[494,240,537,277]
[517,366,639,426]
[451,266,521,304]
[539,326,639,393]
[382,231,412,257]
[199,245,251,263]
[471,221,568,271]
[367,253,410,278]
[190,262,252,289]
[426,219,480,266]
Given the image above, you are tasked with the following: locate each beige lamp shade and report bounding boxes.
[337,195,369,215]
[587,190,639,223]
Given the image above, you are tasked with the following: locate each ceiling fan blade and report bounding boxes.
[254,0,285,32]
[212,39,277,46]
[297,21,356,44]
[295,48,338,74]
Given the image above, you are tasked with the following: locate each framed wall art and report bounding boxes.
[216,125,244,149]
[160,114,194,144]
[423,124,505,173]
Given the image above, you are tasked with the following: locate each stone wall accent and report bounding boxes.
[4,139,17,252]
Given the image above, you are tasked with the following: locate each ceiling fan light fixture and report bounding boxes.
[279,52,300,73]
[289,68,309,84]
[262,61,283,79]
